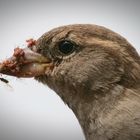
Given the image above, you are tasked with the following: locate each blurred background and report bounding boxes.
[0,0,140,140]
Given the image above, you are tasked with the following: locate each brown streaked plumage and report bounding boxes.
[0,24,140,140]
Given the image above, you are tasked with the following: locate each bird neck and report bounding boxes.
[38,75,128,139]
[64,84,125,140]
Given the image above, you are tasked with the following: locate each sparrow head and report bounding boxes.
[34,25,140,95]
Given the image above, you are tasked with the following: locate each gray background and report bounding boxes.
[0,0,140,140]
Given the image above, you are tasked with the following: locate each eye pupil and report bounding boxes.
[59,41,74,54]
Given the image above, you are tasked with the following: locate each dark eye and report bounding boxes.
[58,41,75,55]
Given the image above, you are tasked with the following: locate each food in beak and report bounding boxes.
[0,46,52,78]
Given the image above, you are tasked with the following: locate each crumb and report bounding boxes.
[26,38,37,48]
[2,60,17,68]
[13,47,24,58]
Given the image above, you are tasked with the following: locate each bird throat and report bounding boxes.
[42,76,125,140]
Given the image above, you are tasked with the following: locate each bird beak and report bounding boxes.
[0,47,53,78]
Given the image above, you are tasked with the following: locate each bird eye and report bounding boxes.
[58,41,75,55]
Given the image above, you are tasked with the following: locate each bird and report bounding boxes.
[0,24,140,140]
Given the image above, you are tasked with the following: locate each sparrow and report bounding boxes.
[0,24,140,140]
